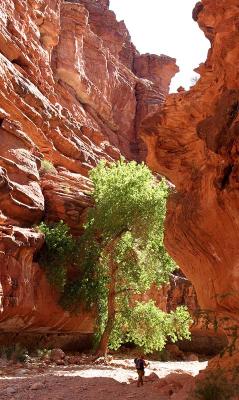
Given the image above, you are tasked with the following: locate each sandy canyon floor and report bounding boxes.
[0,358,207,400]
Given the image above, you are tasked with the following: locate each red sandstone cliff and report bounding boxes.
[141,0,239,366]
[0,0,178,337]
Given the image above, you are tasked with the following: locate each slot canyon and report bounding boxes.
[0,0,239,398]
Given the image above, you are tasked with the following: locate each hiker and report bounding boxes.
[134,355,147,387]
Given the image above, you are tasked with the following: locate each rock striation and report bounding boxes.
[0,0,177,336]
[141,0,239,364]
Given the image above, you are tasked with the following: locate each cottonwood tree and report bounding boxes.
[61,160,191,355]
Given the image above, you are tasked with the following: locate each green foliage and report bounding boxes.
[89,159,170,244]
[0,344,29,363]
[60,231,105,311]
[40,159,57,174]
[60,159,189,352]
[38,221,78,291]
[38,160,190,354]
[109,301,192,353]
[192,369,239,400]
[36,348,51,359]
[88,158,176,290]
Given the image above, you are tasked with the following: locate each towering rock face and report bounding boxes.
[0,0,177,335]
[134,54,179,159]
[141,0,239,362]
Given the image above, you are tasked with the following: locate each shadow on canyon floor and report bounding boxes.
[0,360,207,400]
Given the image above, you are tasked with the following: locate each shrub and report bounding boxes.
[192,369,239,400]
[36,348,51,359]
[40,159,57,174]
[38,221,78,291]
[0,344,29,363]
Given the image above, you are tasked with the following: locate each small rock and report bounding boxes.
[94,356,105,364]
[177,86,185,92]
[30,382,45,390]
[17,368,28,375]
[43,358,51,365]
[67,356,83,365]
[50,348,65,363]
[145,372,159,382]
[165,344,184,360]
[56,359,65,366]
[5,387,17,395]
[187,354,199,362]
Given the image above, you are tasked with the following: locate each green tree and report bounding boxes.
[38,220,78,291]
[61,159,191,355]
[110,301,191,353]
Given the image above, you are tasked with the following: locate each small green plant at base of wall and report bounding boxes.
[38,221,78,291]
[190,369,239,400]
[0,344,29,363]
[36,348,51,359]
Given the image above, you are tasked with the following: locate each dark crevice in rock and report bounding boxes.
[11,55,29,71]
[215,164,233,190]
[197,92,239,154]
[227,101,239,128]
[0,332,93,352]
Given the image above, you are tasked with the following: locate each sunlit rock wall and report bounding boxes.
[0,0,177,338]
[141,0,239,365]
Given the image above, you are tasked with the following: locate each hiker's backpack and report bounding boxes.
[134,358,144,369]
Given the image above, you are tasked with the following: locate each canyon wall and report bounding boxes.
[141,0,239,363]
[0,0,178,338]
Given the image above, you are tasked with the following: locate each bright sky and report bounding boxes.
[109,0,210,92]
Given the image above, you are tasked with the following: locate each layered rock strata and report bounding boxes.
[0,0,177,335]
[141,0,239,363]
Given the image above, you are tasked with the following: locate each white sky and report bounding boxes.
[109,0,210,92]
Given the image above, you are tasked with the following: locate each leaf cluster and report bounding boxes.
[38,221,78,291]
[89,159,168,239]
[40,159,57,174]
[88,159,176,291]
[109,301,192,353]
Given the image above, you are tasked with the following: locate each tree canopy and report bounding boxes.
[39,159,191,354]
[61,159,191,354]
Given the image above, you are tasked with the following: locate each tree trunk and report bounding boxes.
[96,256,117,357]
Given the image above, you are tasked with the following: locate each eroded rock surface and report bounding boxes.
[0,0,177,336]
[141,0,239,363]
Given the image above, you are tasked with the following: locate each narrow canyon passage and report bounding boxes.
[1,0,239,397]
